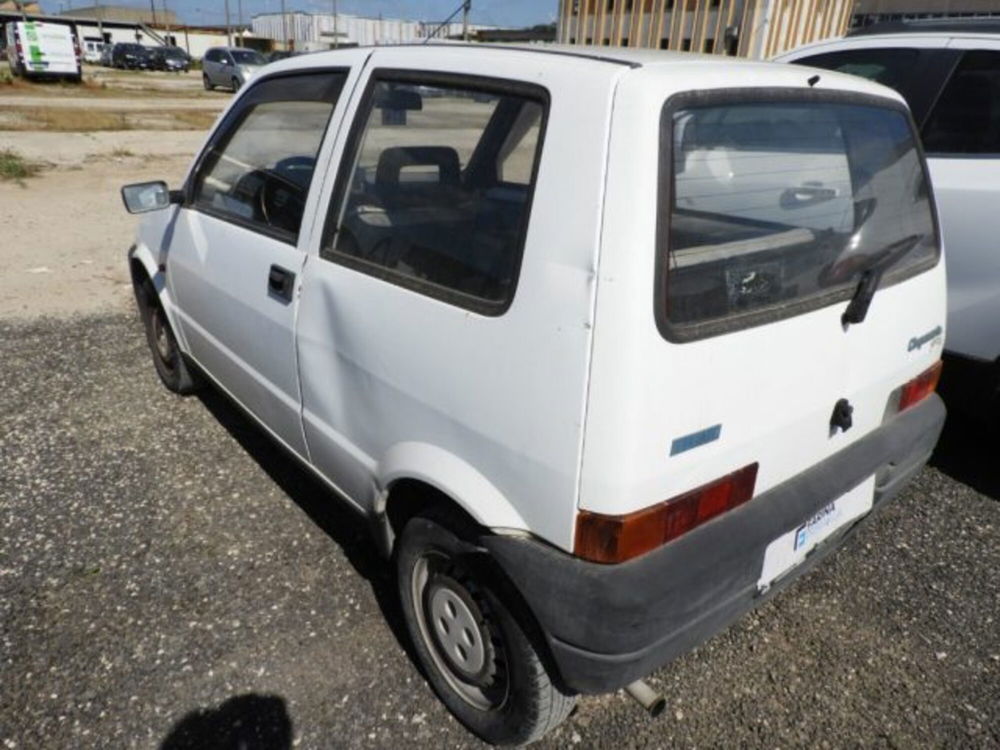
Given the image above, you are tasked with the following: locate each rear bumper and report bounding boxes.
[483,394,946,694]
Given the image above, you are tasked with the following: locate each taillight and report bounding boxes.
[897,360,942,413]
[574,463,759,564]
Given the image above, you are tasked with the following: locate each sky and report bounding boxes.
[43,0,559,28]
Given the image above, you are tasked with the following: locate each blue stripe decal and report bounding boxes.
[670,424,722,456]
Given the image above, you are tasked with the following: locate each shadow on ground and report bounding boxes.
[194,387,419,663]
[161,694,292,750]
[930,407,1000,502]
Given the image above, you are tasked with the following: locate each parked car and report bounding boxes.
[121,45,946,745]
[110,42,148,70]
[777,17,1000,420]
[99,42,113,67]
[150,45,190,73]
[266,49,297,63]
[202,46,266,91]
[82,38,105,65]
[3,20,81,82]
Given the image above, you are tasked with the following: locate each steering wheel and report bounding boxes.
[258,170,308,233]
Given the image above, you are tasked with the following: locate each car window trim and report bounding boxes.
[654,87,942,344]
[318,67,551,317]
[183,67,351,247]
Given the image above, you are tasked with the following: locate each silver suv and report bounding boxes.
[202,46,266,91]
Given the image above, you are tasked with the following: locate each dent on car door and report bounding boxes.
[165,71,348,456]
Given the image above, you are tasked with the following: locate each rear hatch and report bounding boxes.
[576,68,944,562]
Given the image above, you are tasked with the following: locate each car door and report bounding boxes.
[164,70,349,458]
[295,52,553,513]
[922,41,1000,362]
[205,49,221,85]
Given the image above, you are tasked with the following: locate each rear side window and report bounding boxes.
[922,50,1000,155]
[191,72,346,242]
[321,73,547,315]
[657,92,938,341]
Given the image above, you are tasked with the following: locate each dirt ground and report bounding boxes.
[0,63,225,318]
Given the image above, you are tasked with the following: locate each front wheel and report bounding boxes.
[135,278,201,394]
[231,76,241,92]
[396,512,576,745]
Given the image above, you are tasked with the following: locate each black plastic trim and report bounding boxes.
[654,87,943,344]
[482,393,946,694]
[317,68,551,317]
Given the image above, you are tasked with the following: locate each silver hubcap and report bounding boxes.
[411,553,508,711]
[152,310,173,363]
[429,585,486,677]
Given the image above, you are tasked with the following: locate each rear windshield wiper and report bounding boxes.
[842,234,922,326]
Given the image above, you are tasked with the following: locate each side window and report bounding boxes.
[322,76,547,314]
[922,50,1000,155]
[204,49,216,63]
[191,72,346,242]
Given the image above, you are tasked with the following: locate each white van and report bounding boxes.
[4,20,81,82]
[121,45,946,745]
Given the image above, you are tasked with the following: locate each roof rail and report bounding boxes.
[847,17,1000,37]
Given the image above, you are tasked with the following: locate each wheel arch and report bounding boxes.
[373,442,530,557]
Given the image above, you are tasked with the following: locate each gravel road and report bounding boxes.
[1,314,998,749]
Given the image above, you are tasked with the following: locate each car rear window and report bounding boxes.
[657,92,939,340]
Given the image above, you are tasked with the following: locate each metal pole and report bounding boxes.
[462,0,470,41]
[332,0,338,48]
[224,0,231,46]
[280,0,288,50]
[237,0,243,46]
[163,0,171,43]
[149,0,157,26]
[96,0,104,40]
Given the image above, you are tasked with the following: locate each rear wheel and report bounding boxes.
[231,76,241,92]
[396,511,576,745]
[202,73,213,90]
[135,278,201,394]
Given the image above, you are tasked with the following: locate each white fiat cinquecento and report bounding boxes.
[122,44,946,745]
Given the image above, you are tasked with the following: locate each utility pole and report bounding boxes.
[332,0,338,49]
[163,0,171,44]
[462,0,470,42]
[237,0,243,46]
[280,0,288,50]
[96,0,104,41]
[224,0,231,46]
[149,0,157,26]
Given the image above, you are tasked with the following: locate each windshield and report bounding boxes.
[232,50,265,65]
[660,96,938,337]
[164,48,186,59]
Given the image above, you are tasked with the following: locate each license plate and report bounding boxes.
[757,475,875,592]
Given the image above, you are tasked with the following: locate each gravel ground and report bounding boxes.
[1,313,998,749]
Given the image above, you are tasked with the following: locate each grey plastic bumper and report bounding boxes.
[483,394,946,694]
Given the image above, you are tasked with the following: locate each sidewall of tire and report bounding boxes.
[135,279,198,395]
[396,516,574,745]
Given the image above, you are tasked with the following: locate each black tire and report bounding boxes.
[203,73,213,90]
[396,511,576,746]
[134,278,201,395]
[231,76,241,92]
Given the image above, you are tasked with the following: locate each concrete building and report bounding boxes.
[251,11,493,50]
[557,0,854,59]
[851,0,1000,27]
[56,4,179,27]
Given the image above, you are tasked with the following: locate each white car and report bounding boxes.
[777,18,1000,420]
[121,44,946,745]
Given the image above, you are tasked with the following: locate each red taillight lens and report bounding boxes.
[574,463,759,564]
[898,360,942,412]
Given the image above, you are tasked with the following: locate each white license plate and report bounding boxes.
[757,475,875,592]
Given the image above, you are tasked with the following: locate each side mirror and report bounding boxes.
[121,181,180,214]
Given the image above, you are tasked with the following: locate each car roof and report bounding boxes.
[847,17,1000,38]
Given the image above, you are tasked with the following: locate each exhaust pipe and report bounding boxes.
[624,679,666,718]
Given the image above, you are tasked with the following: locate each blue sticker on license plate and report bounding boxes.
[794,501,840,551]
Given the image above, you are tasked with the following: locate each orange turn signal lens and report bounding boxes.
[898,360,942,413]
[574,463,759,564]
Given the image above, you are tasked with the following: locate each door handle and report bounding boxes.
[268,264,295,302]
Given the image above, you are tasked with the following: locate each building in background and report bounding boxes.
[557,0,854,58]
[55,4,178,27]
[251,11,494,51]
[851,0,1000,28]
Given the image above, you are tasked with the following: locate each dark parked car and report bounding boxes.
[151,46,190,72]
[110,42,148,70]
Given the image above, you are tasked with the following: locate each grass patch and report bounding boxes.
[0,148,41,184]
[110,146,135,157]
[0,106,218,132]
